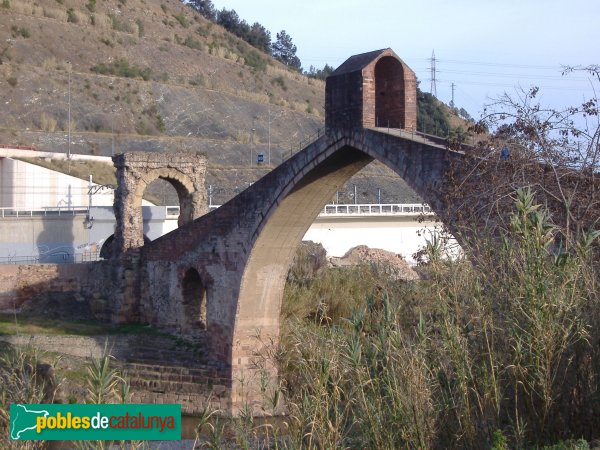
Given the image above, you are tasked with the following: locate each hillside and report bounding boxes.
[0,0,443,205]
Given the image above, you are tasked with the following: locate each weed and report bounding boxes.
[135,18,144,37]
[85,0,95,12]
[183,36,202,50]
[90,59,152,81]
[135,119,149,135]
[244,50,267,72]
[172,12,188,28]
[39,112,57,132]
[188,74,205,87]
[1,0,10,9]
[156,114,167,134]
[11,25,30,38]
[7,76,17,87]
[99,37,114,47]
[66,7,77,23]
[108,13,132,33]
[195,25,209,38]
[271,75,287,91]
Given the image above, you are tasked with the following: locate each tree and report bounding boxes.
[247,22,271,55]
[216,8,242,34]
[272,30,301,71]
[306,63,334,81]
[188,0,216,21]
[443,67,600,249]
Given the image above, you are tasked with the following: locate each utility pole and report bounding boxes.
[268,101,271,165]
[111,110,115,157]
[67,67,72,159]
[430,50,437,97]
[450,82,455,108]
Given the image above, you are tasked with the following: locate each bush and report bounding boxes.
[90,59,152,81]
[183,36,202,50]
[243,49,266,72]
[271,75,287,91]
[135,18,144,37]
[172,12,189,28]
[108,13,133,33]
[66,7,78,23]
[1,0,10,9]
[188,74,205,86]
[11,25,30,38]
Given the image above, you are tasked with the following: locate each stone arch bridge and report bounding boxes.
[8,48,473,414]
[112,126,463,413]
[93,48,469,414]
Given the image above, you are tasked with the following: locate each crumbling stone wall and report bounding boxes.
[113,152,207,255]
[0,264,89,311]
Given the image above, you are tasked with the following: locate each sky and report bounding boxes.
[211,0,598,120]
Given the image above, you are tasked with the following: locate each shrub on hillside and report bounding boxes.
[90,59,151,81]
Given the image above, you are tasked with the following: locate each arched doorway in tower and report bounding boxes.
[374,56,405,129]
[181,267,207,332]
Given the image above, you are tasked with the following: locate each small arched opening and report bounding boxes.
[139,173,196,229]
[100,234,151,259]
[181,267,207,331]
[375,56,405,128]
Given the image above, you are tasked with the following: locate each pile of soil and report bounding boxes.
[329,245,419,281]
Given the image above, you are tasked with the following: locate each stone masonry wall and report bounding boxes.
[0,264,90,311]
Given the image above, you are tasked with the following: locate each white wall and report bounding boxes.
[303,216,447,264]
[0,158,114,208]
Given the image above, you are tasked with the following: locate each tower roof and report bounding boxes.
[330,49,389,76]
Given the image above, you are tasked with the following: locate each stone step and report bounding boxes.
[126,369,217,385]
[124,362,221,377]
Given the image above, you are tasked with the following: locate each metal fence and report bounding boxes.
[0,207,89,218]
[321,203,431,215]
[0,251,101,265]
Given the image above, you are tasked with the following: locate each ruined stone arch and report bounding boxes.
[112,152,207,256]
[134,167,196,227]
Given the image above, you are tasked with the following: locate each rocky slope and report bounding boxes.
[0,0,422,204]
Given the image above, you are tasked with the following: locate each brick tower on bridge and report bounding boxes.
[325,48,417,131]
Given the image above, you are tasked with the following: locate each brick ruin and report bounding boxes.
[325,48,417,131]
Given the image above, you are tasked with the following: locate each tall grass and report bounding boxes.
[0,343,147,449]
[273,188,600,449]
[1,189,597,449]
[0,345,54,449]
